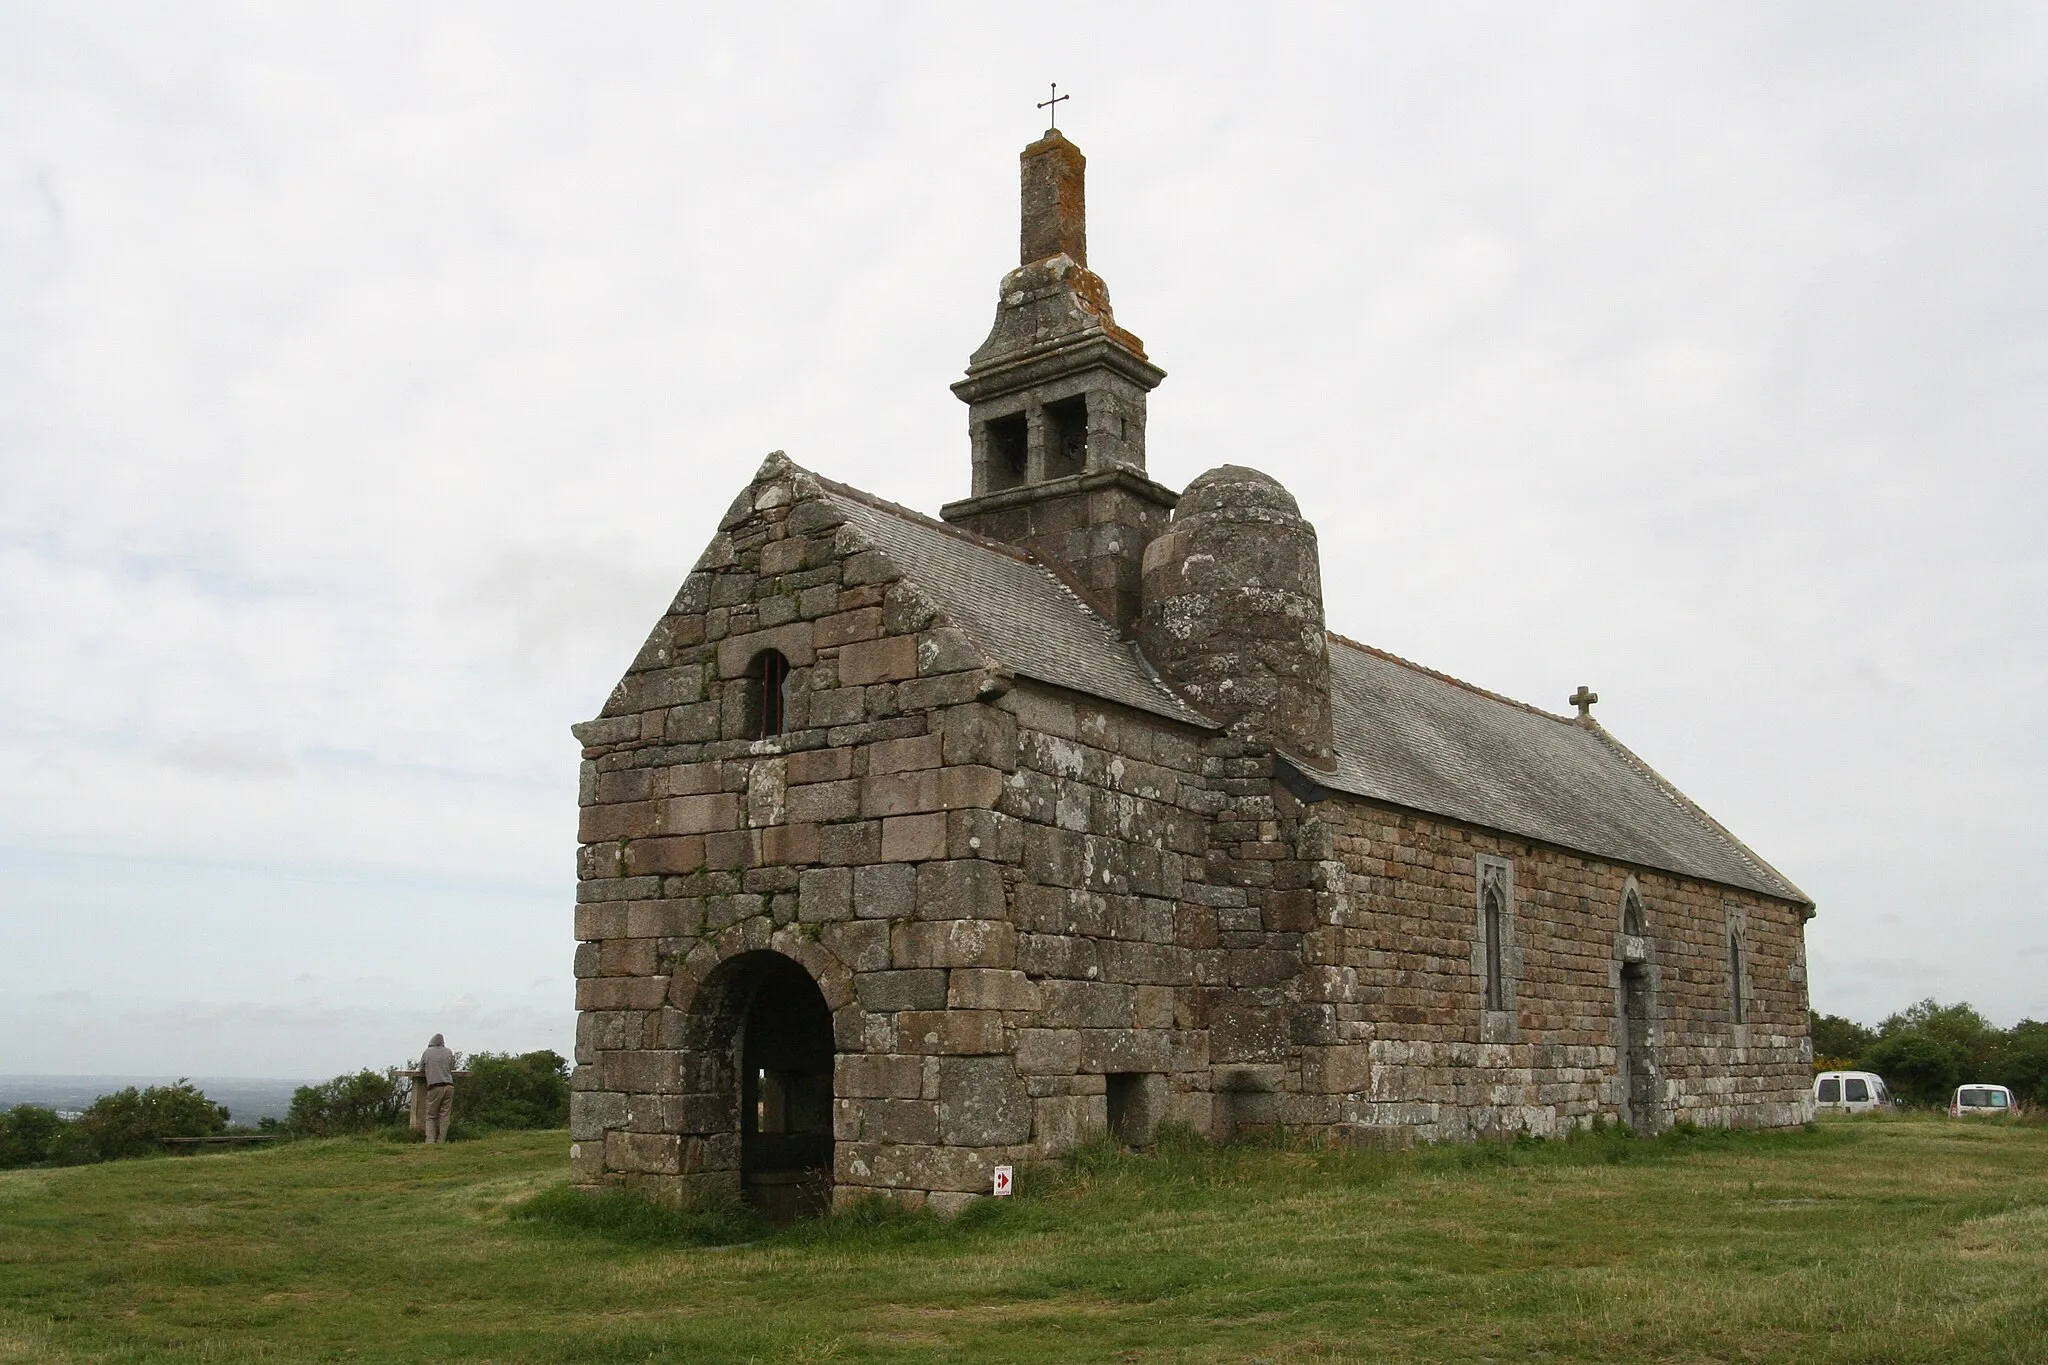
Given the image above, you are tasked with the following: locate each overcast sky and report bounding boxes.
[3,4,2043,1077]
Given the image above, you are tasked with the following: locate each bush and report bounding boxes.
[71,1082,229,1161]
[1811,1012,1876,1065]
[457,1051,570,1132]
[0,1105,73,1169]
[285,1069,408,1137]
[276,1050,567,1141]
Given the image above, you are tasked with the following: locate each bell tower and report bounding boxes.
[941,129,1177,634]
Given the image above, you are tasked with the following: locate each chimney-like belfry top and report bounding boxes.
[943,127,1175,636]
[1020,129,1087,267]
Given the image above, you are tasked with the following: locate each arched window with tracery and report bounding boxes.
[747,649,792,739]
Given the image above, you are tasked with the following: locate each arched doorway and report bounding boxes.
[732,952,834,1220]
[1618,961,1658,1130]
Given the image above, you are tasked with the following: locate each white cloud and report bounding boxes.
[158,734,296,779]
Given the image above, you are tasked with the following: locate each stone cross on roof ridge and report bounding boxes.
[1570,684,1599,720]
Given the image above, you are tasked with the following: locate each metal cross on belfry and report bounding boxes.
[1570,685,1599,720]
[1037,82,1069,129]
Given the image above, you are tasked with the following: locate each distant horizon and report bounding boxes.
[4,994,2035,1084]
[0,1074,324,1126]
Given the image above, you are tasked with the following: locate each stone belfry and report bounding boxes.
[941,128,1177,633]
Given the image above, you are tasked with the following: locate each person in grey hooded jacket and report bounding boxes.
[419,1034,457,1143]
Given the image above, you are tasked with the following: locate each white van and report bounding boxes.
[1813,1071,1892,1113]
[1949,1084,2015,1117]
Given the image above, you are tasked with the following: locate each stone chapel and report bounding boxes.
[568,129,1817,1216]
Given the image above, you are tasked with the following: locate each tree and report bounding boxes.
[1810,1013,1875,1064]
[73,1082,229,1161]
[0,1105,72,1169]
[456,1051,570,1131]
[1862,1030,1962,1107]
[1881,999,1999,1064]
[1849,1000,1993,1106]
[2002,1019,2048,1106]
[285,1069,407,1136]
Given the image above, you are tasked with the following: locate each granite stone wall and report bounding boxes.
[998,682,1215,1152]
[569,457,1033,1212]
[570,456,1813,1213]
[1314,800,1815,1141]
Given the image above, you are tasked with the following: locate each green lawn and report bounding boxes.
[2,1115,2044,1363]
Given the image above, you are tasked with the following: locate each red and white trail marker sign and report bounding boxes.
[992,1164,1014,1197]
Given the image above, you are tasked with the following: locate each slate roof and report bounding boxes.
[1320,638,1807,904]
[806,470,1805,906]
[815,479,1208,727]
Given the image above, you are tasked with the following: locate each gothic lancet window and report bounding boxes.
[747,649,792,739]
[1622,887,1647,938]
[1480,862,1511,1012]
[1725,902,1748,1026]
[1728,931,1746,1024]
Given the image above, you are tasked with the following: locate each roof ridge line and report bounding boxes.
[1584,723,1812,908]
[809,471,1038,564]
[1325,630,1578,728]
[813,470,1206,726]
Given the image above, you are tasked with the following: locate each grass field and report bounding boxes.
[2,1115,2044,1363]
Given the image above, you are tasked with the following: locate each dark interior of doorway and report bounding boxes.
[738,953,835,1222]
[1618,961,1657,1132]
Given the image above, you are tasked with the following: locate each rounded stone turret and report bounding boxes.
[1138,465,1334,767]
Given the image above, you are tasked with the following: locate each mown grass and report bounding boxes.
[1,1114,2043,1362]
